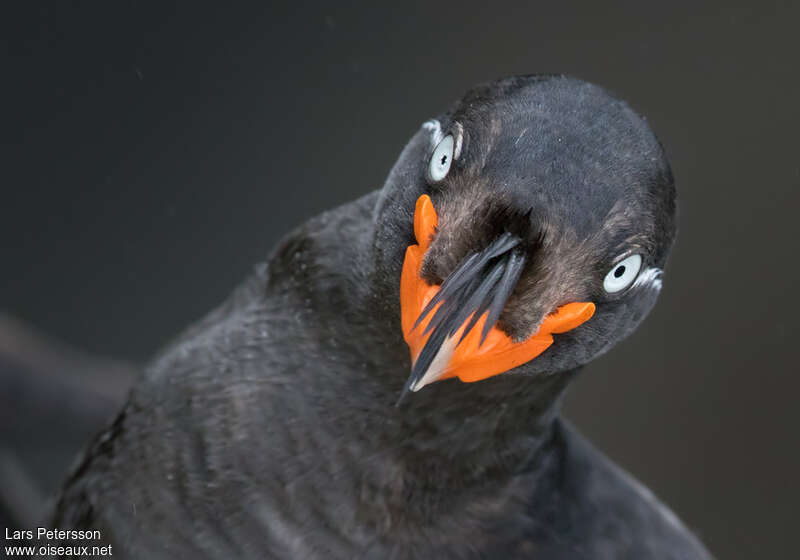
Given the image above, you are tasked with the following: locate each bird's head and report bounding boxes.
[372,76,676,399]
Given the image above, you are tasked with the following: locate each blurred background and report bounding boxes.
[2,2,798,558]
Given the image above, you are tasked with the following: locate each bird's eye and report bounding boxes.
[429,134,455,182]
[603,254,643,294]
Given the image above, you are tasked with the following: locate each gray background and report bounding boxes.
[2,2,798,558]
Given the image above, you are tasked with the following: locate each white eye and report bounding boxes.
[429,134,454,182]
[603,254,643,294]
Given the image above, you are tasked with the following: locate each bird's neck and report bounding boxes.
[383,370,574,489]
[268,192,575,490]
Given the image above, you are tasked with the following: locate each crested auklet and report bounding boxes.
[49,75,712,559]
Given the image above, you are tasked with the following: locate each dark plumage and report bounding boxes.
[48,75,711,558]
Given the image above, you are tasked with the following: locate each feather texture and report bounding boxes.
[406,233,527,391]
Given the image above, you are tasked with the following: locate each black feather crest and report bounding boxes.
[402,234,527,396]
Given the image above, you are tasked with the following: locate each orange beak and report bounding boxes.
[400,194,595,393]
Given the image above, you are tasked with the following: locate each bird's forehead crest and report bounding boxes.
[399,195,595,397]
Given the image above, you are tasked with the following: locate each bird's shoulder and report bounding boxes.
[521,420,713,559]
[48,191,384,555]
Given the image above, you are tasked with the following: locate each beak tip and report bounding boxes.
[409,380,424,393]
[396,375,420,406]
[396,368,436,405]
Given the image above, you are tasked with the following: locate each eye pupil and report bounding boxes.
[603,254,643,294]
[429,134,455,181]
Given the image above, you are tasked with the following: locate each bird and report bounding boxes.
[47,75,712,559]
